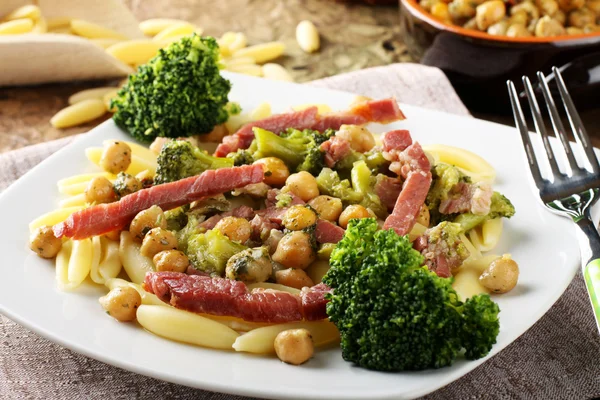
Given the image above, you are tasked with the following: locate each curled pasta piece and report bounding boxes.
[246,282,301,295]
[59,193,87,209]
[137,305,240,349]
[459,233,482,262]
[224,102,272,134]
[50,99,107,129]
[68,87,118,105]
[232,321,340,354]
[70,19,128,40]
[0,19,34,35]
[292,103,332,114]
[56,239,92,291]
[249,102,272,121]
[232,42,285,64]
[305,260,330,284]
[152,22,194,41]
[29,206,84,232]
[408,222,427,242]
[119,231,155,284]
[105,278,164,306]
[423,144,496,183]
[90,237,122,284]
[86,147,156,176]
[139,18,190,36]
[452,268,489,301]
[226,64,263,77]
[57,173,114,188]
[106,40,162,65]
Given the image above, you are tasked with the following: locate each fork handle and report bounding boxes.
[576,215,600,332]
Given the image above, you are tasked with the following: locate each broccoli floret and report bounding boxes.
[155,140,233,184]
[111,34,232,142]
[251,128,333,175]
[427,163,470,224]
[275,192,293,208]
[316,162,387,218]
[176,214,202,253]
[186,229,247,275]
[227,149,255,166]
[454,192,516,232]
[112,172,141,197]
[323,218,500,371]
[164,206,188,231]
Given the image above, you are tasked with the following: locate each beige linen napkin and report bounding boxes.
[1,64,599,400]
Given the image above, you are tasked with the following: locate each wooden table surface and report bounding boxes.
[0,0,597,153]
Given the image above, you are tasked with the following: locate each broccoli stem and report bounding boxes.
[253,128,306,167]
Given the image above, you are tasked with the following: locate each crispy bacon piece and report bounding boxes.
[439,182,493,215]
[214,98,405,157]
[321,136,352,168]
[374,175,403,212]
[144,271,331,322]
[314,219,345,244]
[383,171,432,236]
[53,165,264,240]
[382,129,412,153]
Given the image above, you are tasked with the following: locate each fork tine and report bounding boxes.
[553,66,600,175]
[537,71,579,173]
[522,76,562,179]
[507,80,544,186]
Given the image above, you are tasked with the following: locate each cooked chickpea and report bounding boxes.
[140,227,178,258]
[129,205,167,242]
[338,204,371,229]
[253,157,290,187]
[463,17,478,29]
[113,173,142,197]
[416,205,431,227]
[476,1,506,30]
[135,170,154,188]
[535,15,567,35]
[558,0,585,11]
[265,229,284,254]
[566,26,584,33]
[99,287,141,322]
[584,23,600,32]
[587,0,600,14]
[308,195,343,222]
[553,9,567,24]
[272,231,315,270]
[275,268,314,289]
[100,141,132,174]
[487,19,510,35]
[449,0,477,20]
[420,0,441,11]
[29,226,62,258]
[274,329,314,365]
[506,23,534,36]
[153,250,189,273]
[568,7,596,27]
[510,10,530,25]
[282,205,317,231]
[226,247,273,283]
[431,2,452,21]
[214,216,252,243]
[335,125,376,153]
[535,0,559,15]
[511,2,540,21]
[479,254,519,294]
[84,176,116,204]
[285,171,319,202]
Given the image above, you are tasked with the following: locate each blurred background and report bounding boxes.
[1,0,599,153]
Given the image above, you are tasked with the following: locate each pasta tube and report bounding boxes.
[233,42,285,64]
[57,173,113,188]
[106,40,162,65]
[90,237,122,284]
[86,147,156,176]
[29,206,83,232]
[152,22,194,41]
[226,64,263,77]
[32,17,47,34]
[68,87,117,105]
[59,193,87,209]
[305,260,330,284]
[47,17,72,30]
[249,102,272,121]
[56,239,93,291]
[0,19,34,35]
[246,282,301,295]
[233,321,339,353]
[261,62,294,81]
[137,305,240,349]
[452,267,489,301]
[50,99,107,129]
[292,103,332,114]
[119,231,154,284]
[422,144,496,182]
[3,5,41,21]
[139,18,190,36]
[70,19,128,40]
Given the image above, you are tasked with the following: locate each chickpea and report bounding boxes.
[140,227,178,258]
[511,2,540,21]
[272,231,315,270]
[587,0,600,14]
[476,1,506,30]
[226,247,273,283]
[274,329,314,365]
[584,23,600,32]
[253,157,290,187]
[100,141,132,174]
[510,10,530,25]
[153,250,189,273]
[568,7,596,27]
[113,172,142,198]
[285,172,319,202]
[129,205,167,242]
[536,0,559,15]
[431,2,452,21]
[553,9,567,24]
[535,15,567,35]
[558,0,585,11]
[335,125,376,153]
[449,0,477,21]
[338,204,371,229]
[308,195,343,222]
[29,226,62,258]
[85,176,116,204]
[265,229,284,254]
[463,17,478,29]
[214,216,252,243]
[487,19,510,35]
[99,287,141,322]
[136,170,154,188]
[566,26,584,33]
[282,205,317,231]
[479,254,519,294]
[420,0,442,11]
[416,205,431,227]
[275,268,314,289]
[506,23,534,36]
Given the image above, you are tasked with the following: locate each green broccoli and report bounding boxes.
[186,229,247,275]
[112,172,141,198]
[454,192,515,232]
[250,127,334,174]
[164,206,188,231]
[316,162,387,218]
[227,149,255,166]
[427,163,470,224]
[111,34,232,142]
[323,218,500,371]
[154,140,233,184]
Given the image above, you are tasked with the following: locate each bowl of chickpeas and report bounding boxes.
[399,0,600,112]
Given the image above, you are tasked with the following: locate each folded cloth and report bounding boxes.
[1,64,599,400]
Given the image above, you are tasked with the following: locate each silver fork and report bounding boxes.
[507,67,600,332]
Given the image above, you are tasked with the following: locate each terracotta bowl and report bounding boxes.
[399,0,600,112]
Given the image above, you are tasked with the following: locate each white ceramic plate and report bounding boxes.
[0,73,585,400]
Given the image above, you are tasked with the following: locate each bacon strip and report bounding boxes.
[315,219,345,244]
[53,165,264,240]
[144,271,331,323]
[214,98,405,157]
[383,171,432,236]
